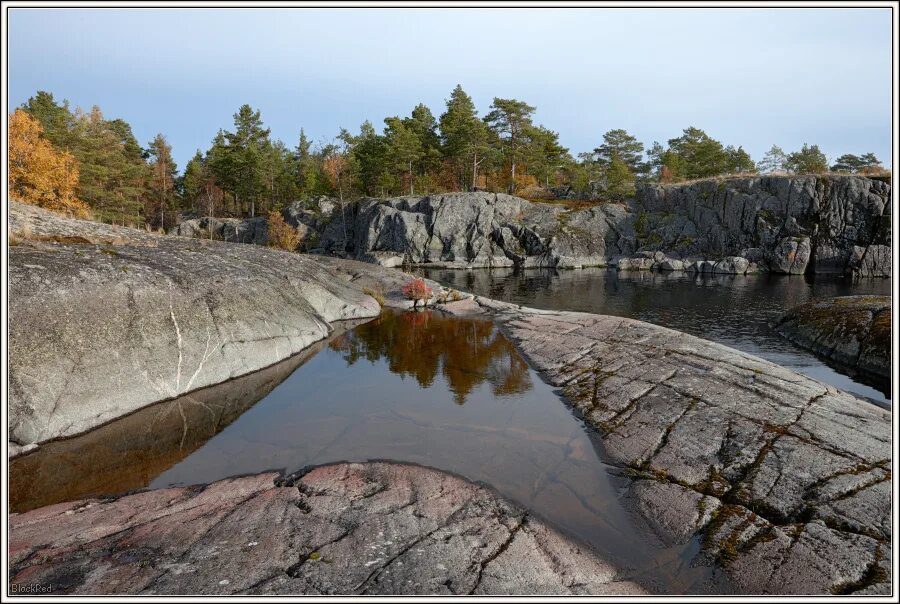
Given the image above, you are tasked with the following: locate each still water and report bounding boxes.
[420,268,892,406]
[10,311,728,593]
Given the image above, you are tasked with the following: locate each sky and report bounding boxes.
[7,7,894,170]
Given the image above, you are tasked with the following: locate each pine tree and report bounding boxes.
[439,85,490,190]
[758,145,788,173]
[484,97,537,192]
[21,91,75,150]
[146,133,177,229]
[605,156,636,201]
[666,127,730,179]
[403,103,442,181]
[523,125,569,188]
[295,129,323,199]
[786,144,829,174]
[383,117,423,195]
[224,104,271,216]
[181,150,206,214]
[593,129,646,176]
[725,146,756,173]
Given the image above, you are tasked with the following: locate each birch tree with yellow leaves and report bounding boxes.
[8,109,90,218]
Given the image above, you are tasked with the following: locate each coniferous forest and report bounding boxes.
[9,86,887,229]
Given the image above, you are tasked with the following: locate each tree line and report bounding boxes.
[8,86,887,227]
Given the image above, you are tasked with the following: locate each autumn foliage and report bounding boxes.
[267,210,300,251]
[401,278,433,307]
[8,109,89,218]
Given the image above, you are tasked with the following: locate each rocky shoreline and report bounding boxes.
[435,296,891,595]
[8,200,892,595]
[775,295,891,386]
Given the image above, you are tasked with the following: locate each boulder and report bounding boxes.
[170,216,268,245]
[848,244,892,278]
[615,256,655,271]
[712,256,750,274]
[768,236,811,274]
[8,462,644,596]
[656,258,685,272]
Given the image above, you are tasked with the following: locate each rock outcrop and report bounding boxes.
[314,192,634,269]
[170,215,269,245]
[775,296,891,385]
[8,462,643,595]
[433,297,891,595]
[634,175,891,277]
[9,201,381,451]
[167,176,890,277]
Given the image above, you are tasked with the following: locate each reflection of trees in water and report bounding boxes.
[329,311,532,404]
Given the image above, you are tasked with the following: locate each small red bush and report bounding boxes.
[401,278,433,307]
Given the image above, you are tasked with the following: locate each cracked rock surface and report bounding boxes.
[9,201,381,450]
[438,297,892,595]
[775,295,890,386]
[8,461,643,595]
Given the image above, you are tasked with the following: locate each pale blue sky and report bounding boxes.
[8,7,893,170]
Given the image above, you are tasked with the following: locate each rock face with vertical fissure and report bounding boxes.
[315,192,634,269]
[8,462,644,596]
[634,175,890,276]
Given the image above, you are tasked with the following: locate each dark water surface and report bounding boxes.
[10,311,728,593]
[420,268,892,406]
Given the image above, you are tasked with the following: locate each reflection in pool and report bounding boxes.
[9,310,730,594]
[328,310,531,404]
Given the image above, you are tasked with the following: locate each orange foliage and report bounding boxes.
[659,165,676,184]
[8,109,89,218]
[401,278,433,307]
[322,153,348,196]
[266,210,299,251]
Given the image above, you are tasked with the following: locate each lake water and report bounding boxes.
[9,310,730,594]
[420,268,892,406]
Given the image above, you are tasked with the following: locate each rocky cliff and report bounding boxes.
[634,175,891,276]
[313,192,634,269]
[170,175,890,277]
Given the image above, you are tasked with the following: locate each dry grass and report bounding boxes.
[660,170,892,187]
[363,286,386,306]
[522,197,606,210]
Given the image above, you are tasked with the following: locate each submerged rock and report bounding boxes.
[9,202,381,450]
[775,295,891,385]
[8,461,643,596]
